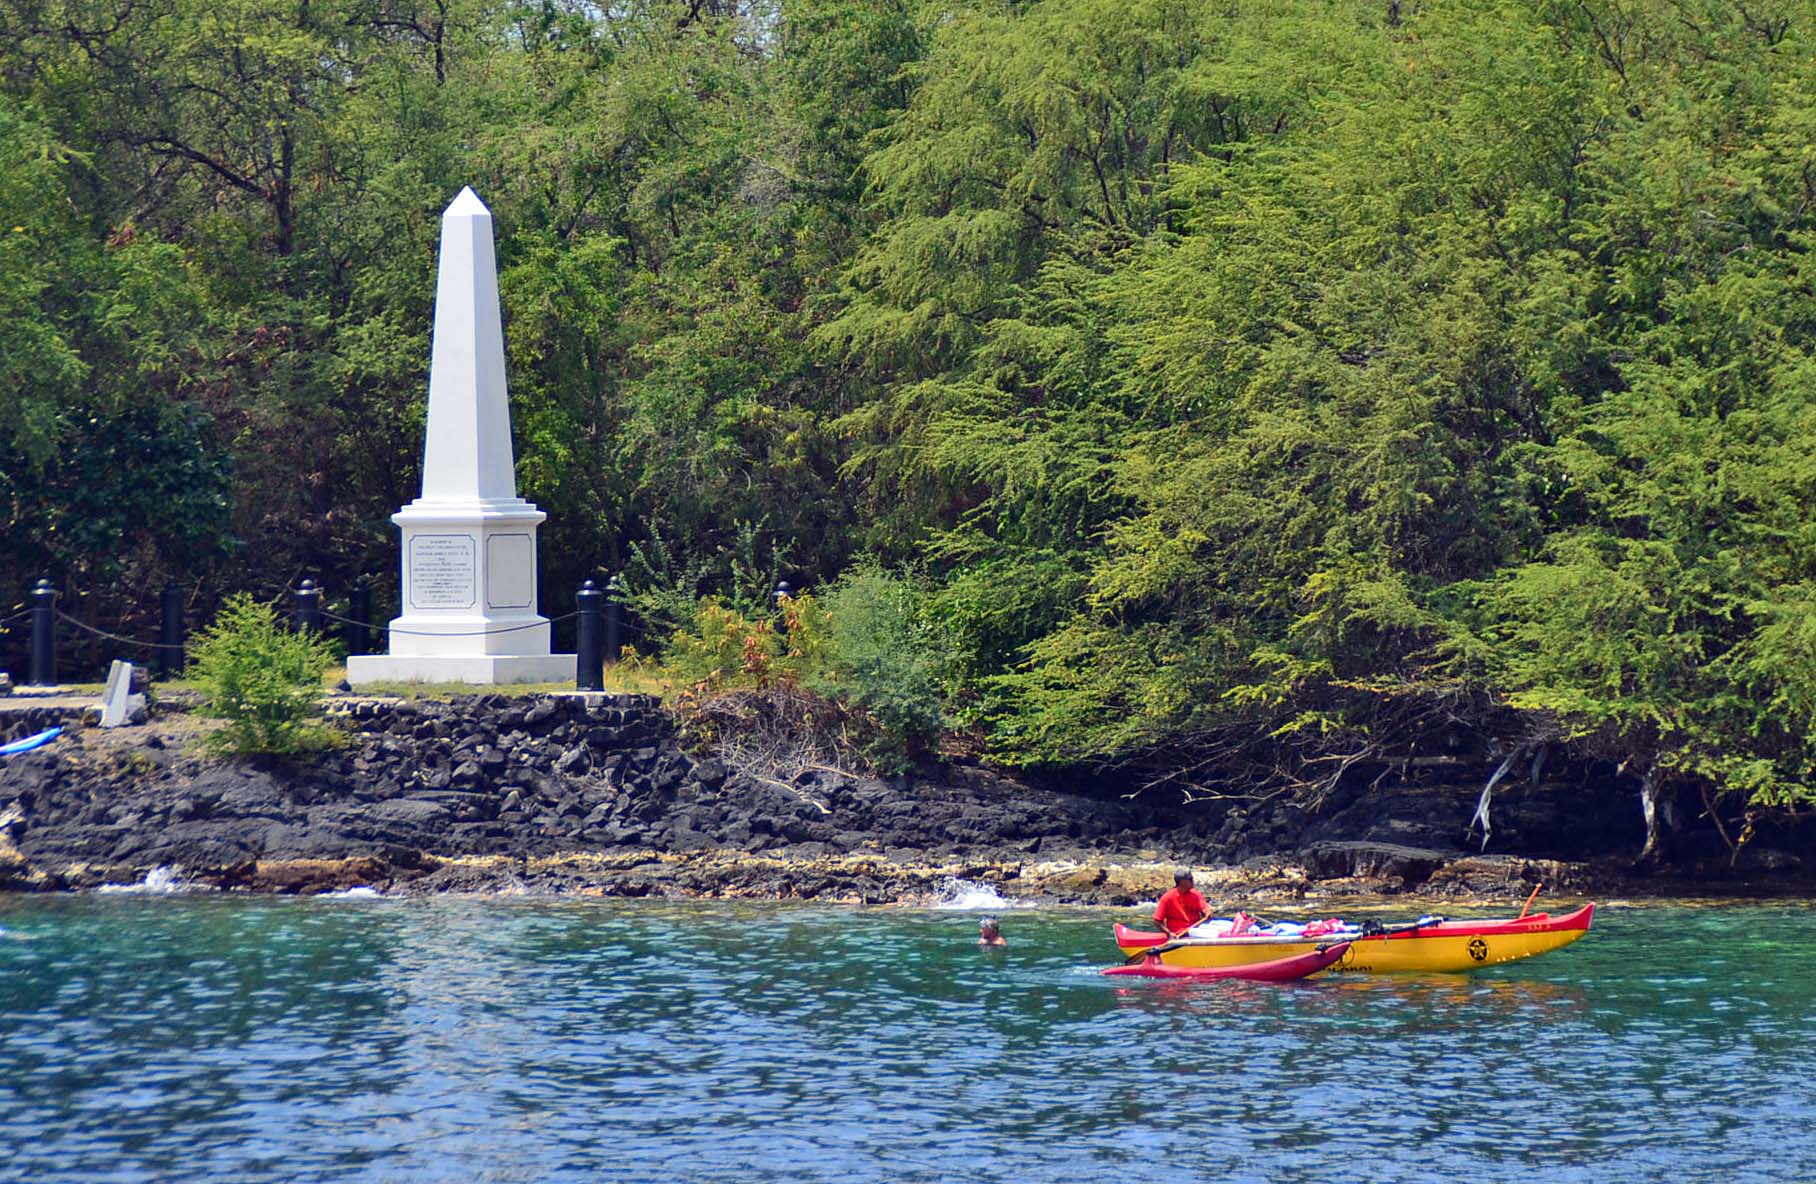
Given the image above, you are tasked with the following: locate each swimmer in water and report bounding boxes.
[978,916,1006,947]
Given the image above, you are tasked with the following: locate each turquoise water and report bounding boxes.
[0,896,1810,1183]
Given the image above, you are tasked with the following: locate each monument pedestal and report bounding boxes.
[348,497,573,686]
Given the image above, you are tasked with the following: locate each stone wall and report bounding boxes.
[0,694,1175,894]
[1,706,90,744]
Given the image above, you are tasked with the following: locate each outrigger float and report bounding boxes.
[1112,903,1595,975]
[1103,941,1351,982]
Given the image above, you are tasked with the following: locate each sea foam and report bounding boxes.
[930,878,1033,910]
[95,866,208,895]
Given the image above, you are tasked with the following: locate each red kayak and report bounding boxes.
[1102,941,1350,982]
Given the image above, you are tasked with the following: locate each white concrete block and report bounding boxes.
[99,660,133,727]
[346,653,575,687]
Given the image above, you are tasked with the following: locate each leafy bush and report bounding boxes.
[809,563,946,767]
[656,564,946,772]
[778,589,833,682]
[622,522,792,642]
[660,587,835,696]
[188,594,339,756]
[661,601,782,694]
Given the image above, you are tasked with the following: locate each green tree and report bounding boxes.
[189,594,339,756]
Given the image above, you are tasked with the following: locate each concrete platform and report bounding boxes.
[0,690,98,711]
[345,653,576,687]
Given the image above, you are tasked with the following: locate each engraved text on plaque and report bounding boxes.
[409,534,477,609]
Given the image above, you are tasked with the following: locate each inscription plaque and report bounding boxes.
[486,533,535,609]
[409,534,477,609]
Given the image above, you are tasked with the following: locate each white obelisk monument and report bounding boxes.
[347,188,572,685]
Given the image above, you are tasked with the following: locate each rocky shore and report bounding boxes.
[1,693,1809,906]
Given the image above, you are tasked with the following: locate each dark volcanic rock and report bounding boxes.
[4,689,1225,893]
[137,825,261,868]
[5,690,1811,901]
[1301,841,1451,888]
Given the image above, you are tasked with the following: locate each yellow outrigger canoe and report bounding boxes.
[1113,903,1595,974]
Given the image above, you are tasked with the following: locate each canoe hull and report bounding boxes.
[1104,942,1350,982]
[1114,903,1595,974]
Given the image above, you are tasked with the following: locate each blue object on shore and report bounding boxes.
[0,726,61,756]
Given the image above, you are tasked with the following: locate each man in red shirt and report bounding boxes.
[1154,869,1210,936]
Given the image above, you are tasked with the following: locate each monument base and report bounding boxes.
[346,653,575,687]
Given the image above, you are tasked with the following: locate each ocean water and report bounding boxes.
[0,894,1809,1183]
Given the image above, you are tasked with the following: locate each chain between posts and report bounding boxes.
[13,584,590,681]
[54,612,167,651]
[314,607,578,637]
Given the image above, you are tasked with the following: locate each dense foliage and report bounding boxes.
[6,0,1816,818]
[187,594,339,755]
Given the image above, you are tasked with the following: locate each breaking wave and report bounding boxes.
[929,878,1033,910]
[95,866,208,895]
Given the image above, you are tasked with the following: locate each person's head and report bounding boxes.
[1174,869,1195,888]
[979,916,1000,937]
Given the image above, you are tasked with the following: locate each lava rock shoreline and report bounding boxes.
[0,694,1805,905]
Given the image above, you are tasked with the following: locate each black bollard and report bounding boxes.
[604,574,624,665]
[27,578,56,686]
[294,578,322,635]
[575,579,604,691]
[159,583,185,678]
[346,581,373,657]
[773,580,793,632]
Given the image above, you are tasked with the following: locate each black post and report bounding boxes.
[294,578,322,635]
[604,574,624,665]
[575,579,604,691]
[158,582,185,678]
[774,580,793,632]
[346,581,372,656]
[27,578,56,686]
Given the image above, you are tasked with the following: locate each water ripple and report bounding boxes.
[0,899,1812,1181]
